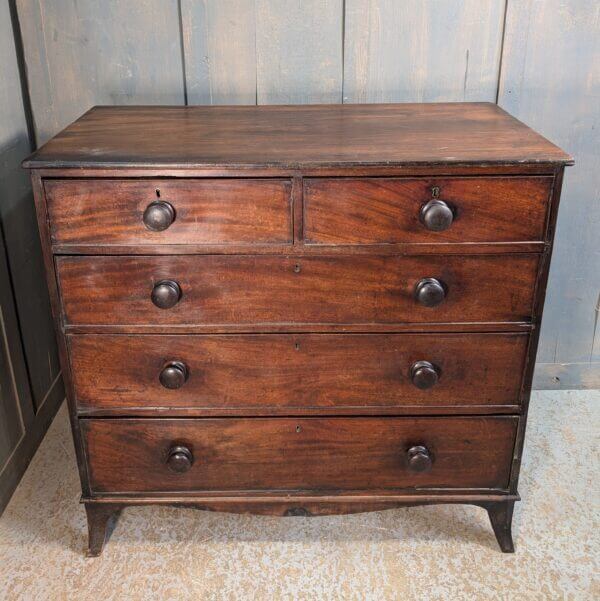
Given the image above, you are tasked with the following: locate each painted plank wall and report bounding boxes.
[498,0,600,389]
[13,1,600,388]
[181,0,257,105]
[343,0,506,102]
[0,0,62,411]
[0,0,64,513]
[16,0,185,145]
[182,0,343,105]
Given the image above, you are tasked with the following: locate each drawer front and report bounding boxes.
[57,254,539,327]
[82,416,518,493]
[69,333,528,412]
[45,179,293,245]
[304,177,552,244]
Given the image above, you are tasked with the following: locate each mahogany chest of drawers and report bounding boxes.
[24,103,572,555]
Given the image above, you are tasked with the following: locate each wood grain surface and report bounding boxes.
[304,176,552,244]
[68,332,528,412]
[23,104,572,169]
[343,0,505,103]
[56,254,540,328]
[82,416,518,493]
[46,178,293,245]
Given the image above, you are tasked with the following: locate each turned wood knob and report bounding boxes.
[407,445,432,473]
[159,361,188,389]
[143,200,175,231]
[410,360,440,389]
[151,280,181,309]
[414,277,446,307]
[167,445,193,473]
[420,199,454,231]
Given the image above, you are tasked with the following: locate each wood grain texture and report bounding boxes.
[181,0,257,105]
[45,178,293,245]
[343,0,505,103]
[499,0,599,369]
[81,416,518,493]
[304,176,552,244]
[16,0,185,144]
[23,104,572,169]
[255,0,343,104]
[68,332,528,412]
[56,254,540,328]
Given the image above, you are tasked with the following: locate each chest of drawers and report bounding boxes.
[24,103,572,555]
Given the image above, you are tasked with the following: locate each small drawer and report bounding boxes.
[304,176,552,245]
[69,333,528,413]
[56,254,539,328]
[45,178,293,245]
[81,416,518,493]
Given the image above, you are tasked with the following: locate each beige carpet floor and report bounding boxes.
[0,390,598,600]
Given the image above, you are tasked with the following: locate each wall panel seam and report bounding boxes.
[495,0,510,104]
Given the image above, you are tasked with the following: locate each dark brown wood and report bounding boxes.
[84,502,122,556]
[45,178,293,245]
[52,241,548,256]
[477,500,516,553]
[68,333,528,413]
[56,254,539,327]
[81,416,518,493]
[30,172,93,498]
[23,104,572,169]
[23,103,572,555]
[304,176,552,244]
[509,168,567,495]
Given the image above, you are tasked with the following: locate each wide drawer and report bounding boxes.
[304,176,552,244]
[81,416,518,493]
[45,179,293,245]
[56,254,539,327]
[69,333,528,413]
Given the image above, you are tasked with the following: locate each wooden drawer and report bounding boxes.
[81,416,518,493]
[56,254,539,328]
[69,333,528,414]
[304,177,552,244]
[45,179,293,245]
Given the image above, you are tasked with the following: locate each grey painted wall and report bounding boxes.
[12,0,600,388]
[0,0,64,513]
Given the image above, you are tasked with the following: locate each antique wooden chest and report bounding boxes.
[24,103,572,555]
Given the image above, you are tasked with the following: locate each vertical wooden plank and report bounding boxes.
[0,0,64,514]
[17,0,185,144]
[343,0,505,103]
[499,0,600,367]
[181,0,257,105]
[256,0,343,104]
[1,0,61,411]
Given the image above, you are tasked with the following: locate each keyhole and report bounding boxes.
[294,342,300,351]
[294,263,301,273]
[431,186,440,198]
[155,188,161,198]
[296,425,302,433]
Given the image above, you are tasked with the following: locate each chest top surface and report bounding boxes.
[24,103,572,170]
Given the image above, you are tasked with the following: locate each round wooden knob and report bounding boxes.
[151,280,181,309]
[407,445,432,473]
[414,278,446,307]
[143,201,175,231]
[167,445,193,473]
[420,199,454,231]
[159,361,188,389]
[410,360,440,389]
